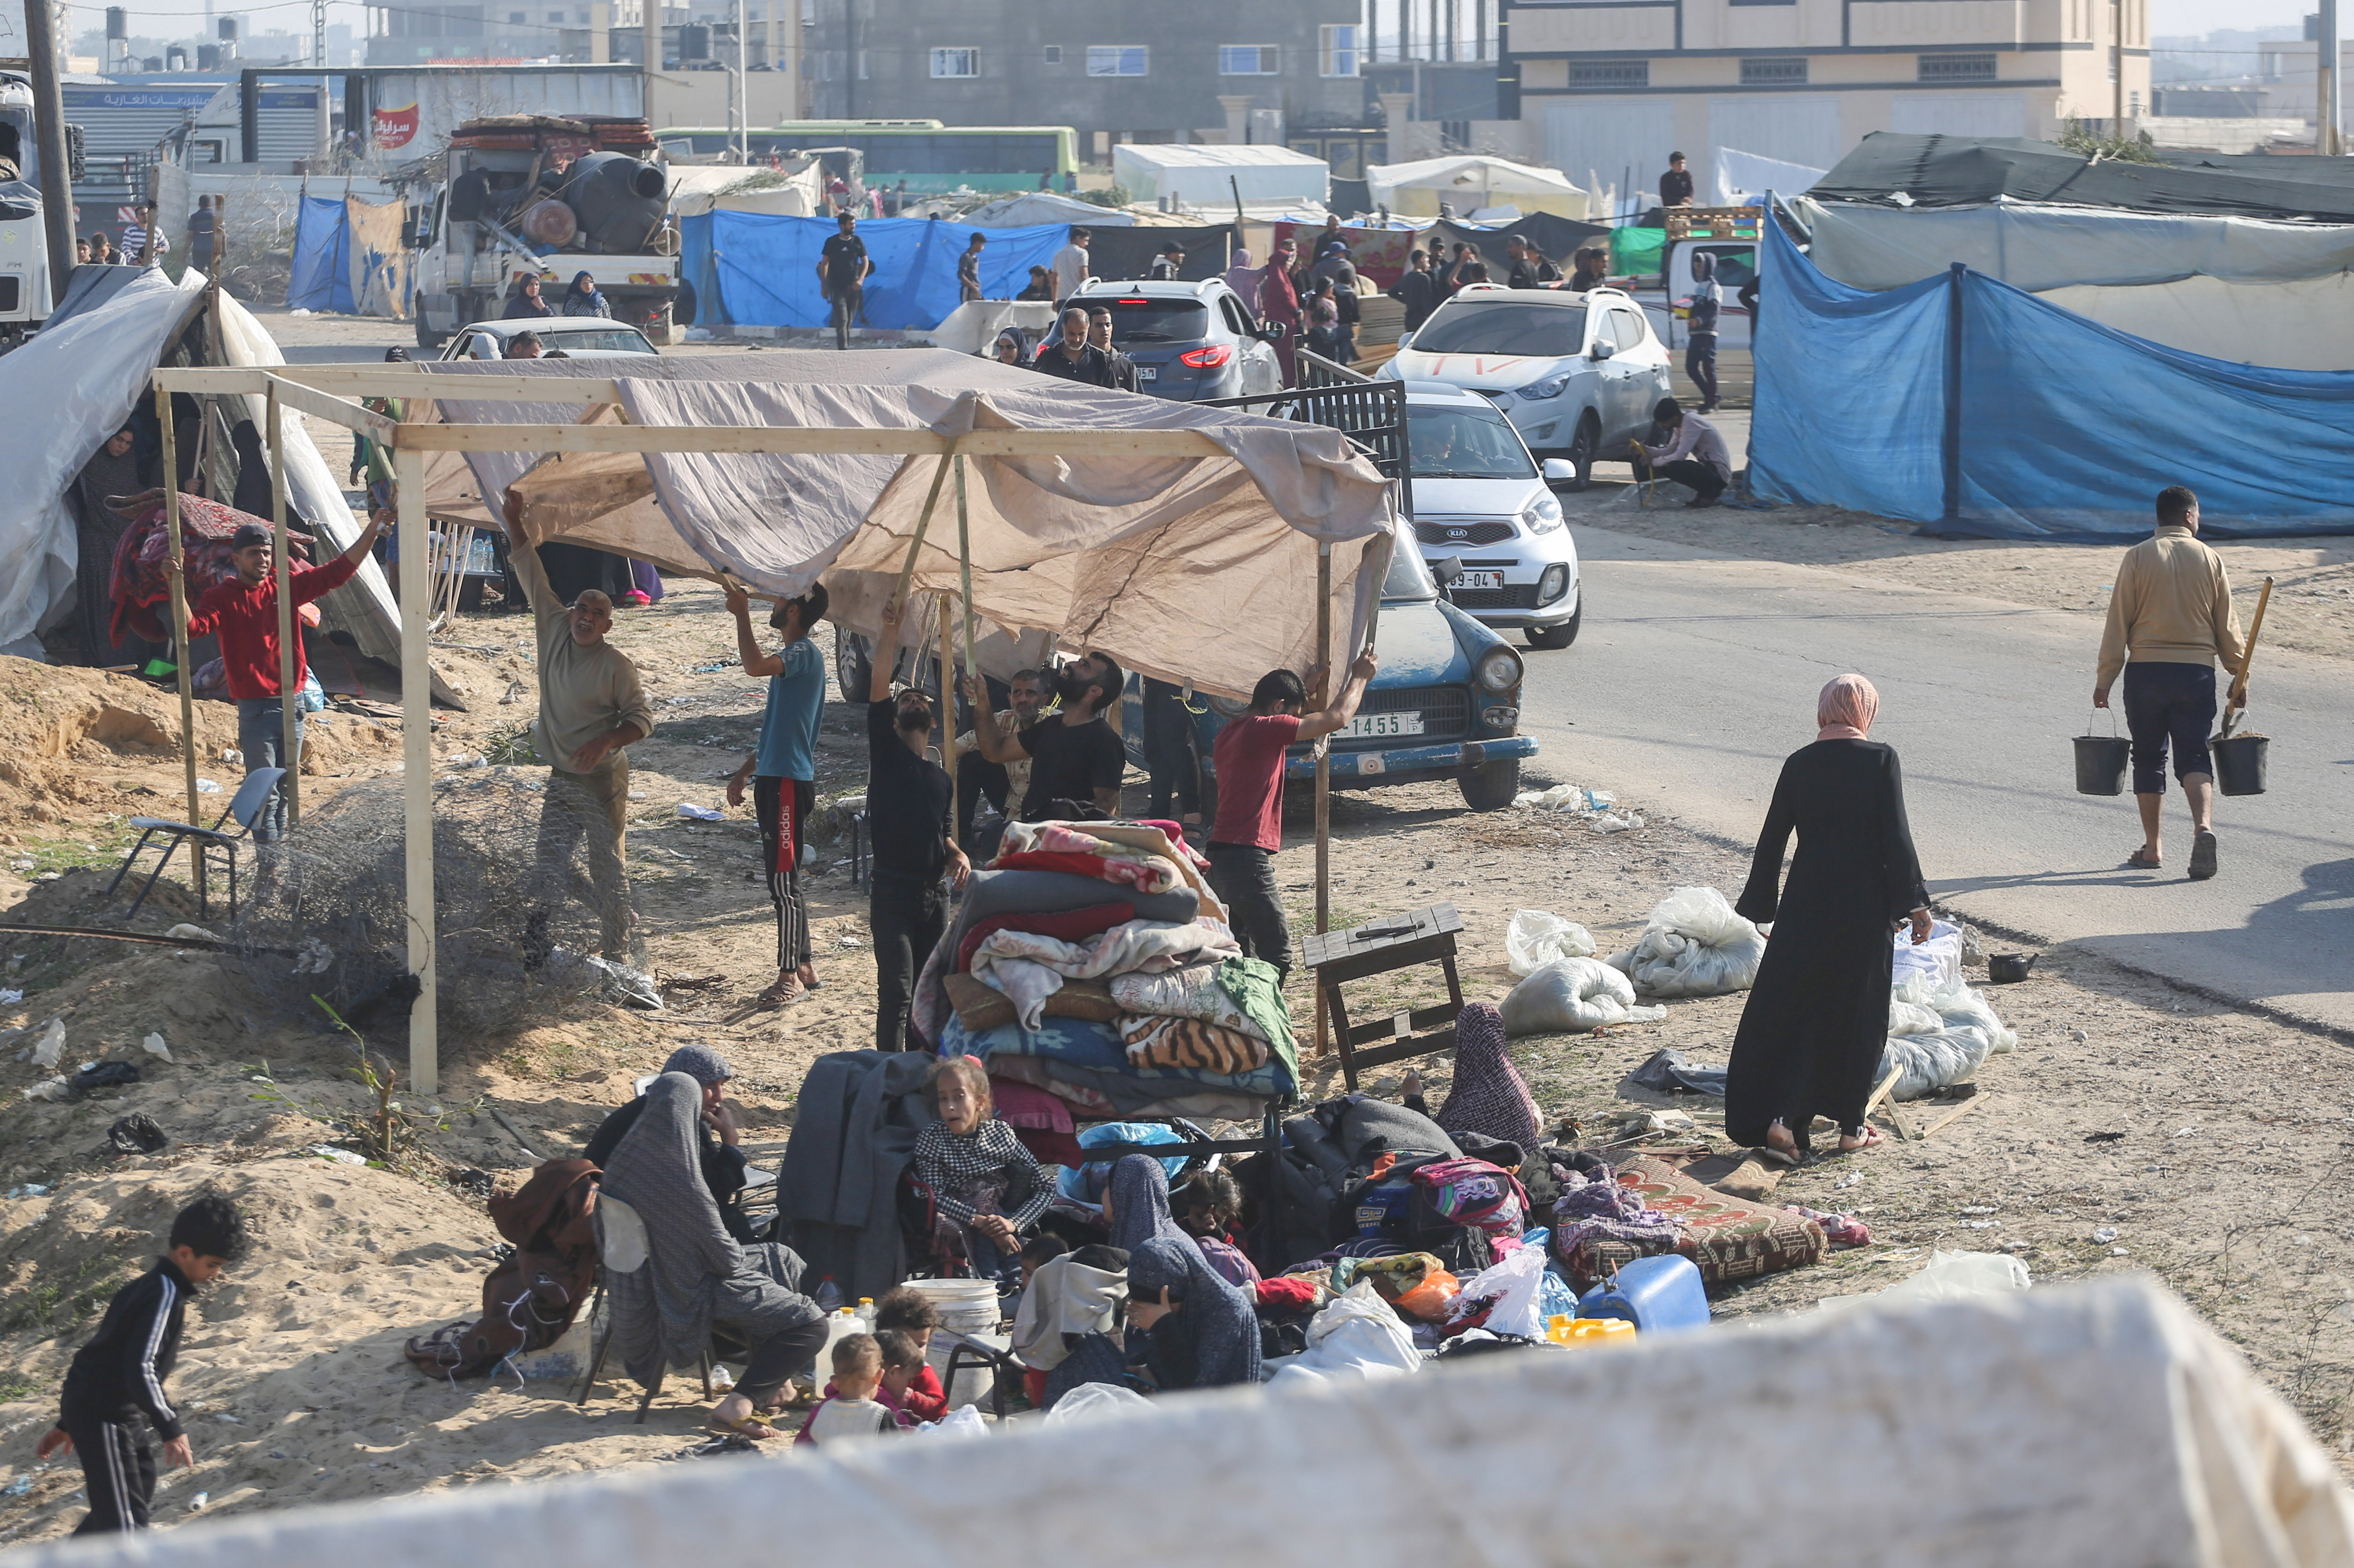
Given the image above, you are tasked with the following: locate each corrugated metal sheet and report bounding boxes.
[65,81,322,208]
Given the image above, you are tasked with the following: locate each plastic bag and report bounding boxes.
[1891,920,1964,990]
[1888,995,1943,1037]
[1445,1243,1549,1339]
[1817,1249,2028,1317]
[29,1016,63,1071]
[918,1406,990,1440]
[1505,909,1596,978]
[1604,887,1766,998]
[1500,956,1663,1037]
[1875,1027,1993,1100]
[1045,1381,1156,1425]
[1266,1282,1422,1390]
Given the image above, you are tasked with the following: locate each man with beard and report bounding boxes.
[965,651,1128,821]
[954,666,1051,856]
[867,596,971,1051]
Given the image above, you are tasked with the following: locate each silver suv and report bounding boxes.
[1064,278,1286,400]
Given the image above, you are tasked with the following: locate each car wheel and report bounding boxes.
[414,316,441,352]
[1526,600,1582,650]
[1561,414,1599,493]
[834,630,872,702]
[1459,756,1521,812]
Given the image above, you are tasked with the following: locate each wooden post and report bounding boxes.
[1313,542,1332,1057]
[157,386,203,894]
[953,455,978,690]
[886,452,954,623]
[266,383,301,828]
[394,440,438,1096]
[936,591,958,790]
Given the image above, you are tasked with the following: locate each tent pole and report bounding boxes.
[1313,541,1332,1058]
[886,451,955,623]
[953,454,978,705]
[393,442,438,1096]
[157,384,203,903]
[266,383,301,829]
[937,591,958,792]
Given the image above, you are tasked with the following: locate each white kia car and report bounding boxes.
[1381,283,1672,490]
[1402,381,1583,650]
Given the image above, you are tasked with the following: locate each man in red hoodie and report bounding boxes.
[187,510,387,841]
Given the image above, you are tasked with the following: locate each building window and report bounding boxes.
[930,47,977,77]
[1740,56,1807,83]
[1569,58,1648,87]
[546,10,562,20]
[1320,24,1360,77]
[1088,45,1147,76]
[1221,44,1279,74]
[508,9,524,20]
[1043,44,1061,63]
[1918,52,1997,80]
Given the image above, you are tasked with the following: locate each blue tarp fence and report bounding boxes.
[288,193,355,314]
[1749,207,2354,540]
[688,213,1069,331]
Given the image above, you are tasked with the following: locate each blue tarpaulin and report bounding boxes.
[288,194,354,314]
[701,213,1069,331]
[1749,211,2354,540]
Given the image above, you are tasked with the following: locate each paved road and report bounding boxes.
[1516,520,2354,1035]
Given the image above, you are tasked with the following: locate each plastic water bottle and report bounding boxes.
[855,1297,876,1332]
[815,1276,843,1314]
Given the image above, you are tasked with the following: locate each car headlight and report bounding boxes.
[1475,646,1522,693]
[1520,493,1563,534]
[1518,373,1571,400]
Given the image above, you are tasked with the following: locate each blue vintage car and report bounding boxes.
[1122,527,1537,813]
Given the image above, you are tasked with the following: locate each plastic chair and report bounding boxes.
[104,767,288,922]
[575,1193,711,1421]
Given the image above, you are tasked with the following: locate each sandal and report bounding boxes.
[2189,831,2218,882]
[754,979,808,1009]
[1834,1126,1886,1155]
[706,1412,781,1441]
[2125,847,2162,870]
[1755,1143,1803,1168]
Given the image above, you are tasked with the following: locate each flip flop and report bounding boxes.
[2124,847,2162,870]
[1833,1126,1887,1155]
[755,980,808,1010]
[1756,1142,1804,1168]
[2189,831,2218,881]
[706,1412,780,1441]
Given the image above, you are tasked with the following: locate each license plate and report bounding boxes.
[1138,365,1158,381]
[1458,571,1506,590]
[1343,712,1425,739]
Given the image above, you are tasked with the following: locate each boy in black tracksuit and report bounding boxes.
[38,1194,247,1535]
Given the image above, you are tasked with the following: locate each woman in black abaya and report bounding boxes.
[1726,674,1931,1163]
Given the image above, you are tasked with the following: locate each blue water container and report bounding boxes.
[1576,1254,1708,1335]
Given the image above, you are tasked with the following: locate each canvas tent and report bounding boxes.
[1368,156,1589,220]
[966,190,1135,227]
[1809,132,2354,223]
[17,1277,2354,1568]
[1114,143,1329,208]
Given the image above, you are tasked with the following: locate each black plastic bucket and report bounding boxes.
[2214,734,2268,796]
[2074,733,2130,796]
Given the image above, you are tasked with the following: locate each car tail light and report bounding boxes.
[1178,344,1232,368]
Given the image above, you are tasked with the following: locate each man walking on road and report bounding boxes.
[957,232,987,303]
[2094,485,2247,880]
[1051,227,1091,299]
[816,212,873,350]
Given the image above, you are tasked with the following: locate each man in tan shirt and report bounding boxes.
[510,520,657,958]
[2093,485,2247,882]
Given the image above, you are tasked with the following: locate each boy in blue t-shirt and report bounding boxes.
[726,580,831,1007]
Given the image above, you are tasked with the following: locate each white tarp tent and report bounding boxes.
[1716,147,1826,206]
[1114,144,1329,207]
[0,268,412,675]
[966,190,1135,227]
[666,163,822,219]
[1368,156,1590,220]
[19,1277,2353,1568]
[411,352,1396,697]
[1795,198,2354,370]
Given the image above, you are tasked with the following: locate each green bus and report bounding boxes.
[655,120,1077,193]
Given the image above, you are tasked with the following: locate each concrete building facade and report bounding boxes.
[800,0,1367,155]
[1494,0,2152,201]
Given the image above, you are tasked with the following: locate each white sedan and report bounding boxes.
[1381,284,1672,490]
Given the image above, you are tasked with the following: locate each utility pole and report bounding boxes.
[314,0,331,160]
[2323,0,2342,156]
[641,0,660,129]
[2111,0,2123,134]
[21,0,75,304]
[733,0,746,160]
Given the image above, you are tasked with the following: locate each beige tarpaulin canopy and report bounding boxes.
[416,352,1397,698]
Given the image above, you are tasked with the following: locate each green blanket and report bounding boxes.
[1216,957,1297,1092]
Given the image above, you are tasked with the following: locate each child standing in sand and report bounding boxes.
[36,1194,247,1534]
[795,1334,901,1447]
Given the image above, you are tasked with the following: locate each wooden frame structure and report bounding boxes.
[148,361,1365,1095]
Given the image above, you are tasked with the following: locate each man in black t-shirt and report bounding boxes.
[1031,307,1116,387]
[815,212,874,351]
[1088,307,1138,392]
[967,651,1128,820]
[1660,152,1695,208]
[866,597,970,1051]
[957,231,987,302]
[1505,235,1561,290]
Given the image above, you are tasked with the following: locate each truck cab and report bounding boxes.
[0,71,82,348]
[410,115,681,352]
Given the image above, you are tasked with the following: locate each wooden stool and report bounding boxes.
[1302,904,1466,1092]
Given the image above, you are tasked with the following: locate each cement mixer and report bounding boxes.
[409,115,683,351]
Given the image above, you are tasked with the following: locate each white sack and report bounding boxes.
[1265,1282,1420,1390]
[32,1278,2354,1568]
[1891,920,1964,991]
[1605,886,1766,998]
[1504,909,1596,978]
[1501,956,1660,1036]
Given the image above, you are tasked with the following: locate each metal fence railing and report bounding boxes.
[1199,369,1412,519]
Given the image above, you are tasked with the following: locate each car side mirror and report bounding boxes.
[1431,555,1464,602]
[1395,330,1414,350]
[1259,321,1287,341]
[1590,338,1615,361]
[1541,459,1577,484]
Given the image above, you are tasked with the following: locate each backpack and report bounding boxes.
[1409,1158,1530,1242]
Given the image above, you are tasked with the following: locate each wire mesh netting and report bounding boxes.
[218,770,653,1040]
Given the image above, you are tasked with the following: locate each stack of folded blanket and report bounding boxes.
[911,820,1300,1122]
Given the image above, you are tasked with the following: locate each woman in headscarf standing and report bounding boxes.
[1221,248,1262,314]
[1726,674,1931,1164]
[598,1073,829,1439]
[1260,239,1302,386]
[562,270,612,318]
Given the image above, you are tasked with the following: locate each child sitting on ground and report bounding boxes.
[874,1330,928,1420]
[37,1194,248,1535]
[911,1056,1053,1291]
[1172,1169,1261,1288]
[796,1334,901,1447]
[868,1286,948,1423]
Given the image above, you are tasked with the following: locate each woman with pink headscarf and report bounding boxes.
[1725,674,1931,1164]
